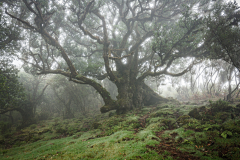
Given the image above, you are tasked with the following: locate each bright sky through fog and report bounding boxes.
[235,0,240,3]
[11,0,240,68]
[230,0,240,4]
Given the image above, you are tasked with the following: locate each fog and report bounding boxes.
[1,0,240,159]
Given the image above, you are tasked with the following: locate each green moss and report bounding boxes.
[194,132,208,144]
[29,124,37,129]
[92,122,101,129]
[188,108,201,120]
[198,106,206,112]
[0,130,159,160]
[55,127,67,134]
[140,107,152,114]
[150,108,174,117]
[149,117,163,123]
[157,103,169,109]
[177,115,191,125]
[38,128,50,135]
[215,112,230,123]
[198,123,221,131]
[2,102,240,160]
[100,105,114,113]
[223,120,240,134]
[209,99,229,113]
[137,130,159,142]
[161,118,176,129]
[0,122,11,134]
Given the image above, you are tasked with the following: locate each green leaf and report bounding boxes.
[221,131,232,139]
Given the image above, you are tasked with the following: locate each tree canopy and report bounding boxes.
[204,1,240,72]
[0,61,26,114]
[0,1,21,51]
[3,0,240,114]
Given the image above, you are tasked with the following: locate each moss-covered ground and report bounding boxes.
[1,99,240,159]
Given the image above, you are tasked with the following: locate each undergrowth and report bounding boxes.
[0,100,240,159]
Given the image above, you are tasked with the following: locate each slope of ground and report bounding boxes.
[0,99,240,159]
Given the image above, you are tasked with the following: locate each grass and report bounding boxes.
[0,130,161,160]
[1,100,240,159]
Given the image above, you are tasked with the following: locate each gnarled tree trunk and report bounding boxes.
[142,83,169,106]
[100,81,169,114]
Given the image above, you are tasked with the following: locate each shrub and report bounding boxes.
[0,121,11,134]
[37,111,49,121]
[209,99,231,114]
[29,124,37,129]
[55,127,67,134]
[92,122,101,129]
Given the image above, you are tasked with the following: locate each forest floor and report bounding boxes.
[1,99,240,159]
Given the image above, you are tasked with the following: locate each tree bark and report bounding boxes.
[100,82,169,114]
[142,83,169,106]
[15,102,35,129]
[63,98,74,119]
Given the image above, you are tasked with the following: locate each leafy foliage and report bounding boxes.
[1,100,240,159]
[0,61,26,112]
[0,2,21,51]
[204,1,240,71]
[3,0,227,113]
[221,130,232,139]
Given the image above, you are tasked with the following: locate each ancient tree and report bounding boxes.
[4,0,221,113]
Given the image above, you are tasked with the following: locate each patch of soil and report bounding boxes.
[204,141,240,159]
[122,137,134,141]
[50,134,68,140]
[2,143,12,149]
[146,131,201,160]
[137,105,158,129]
[138,114,149,128]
